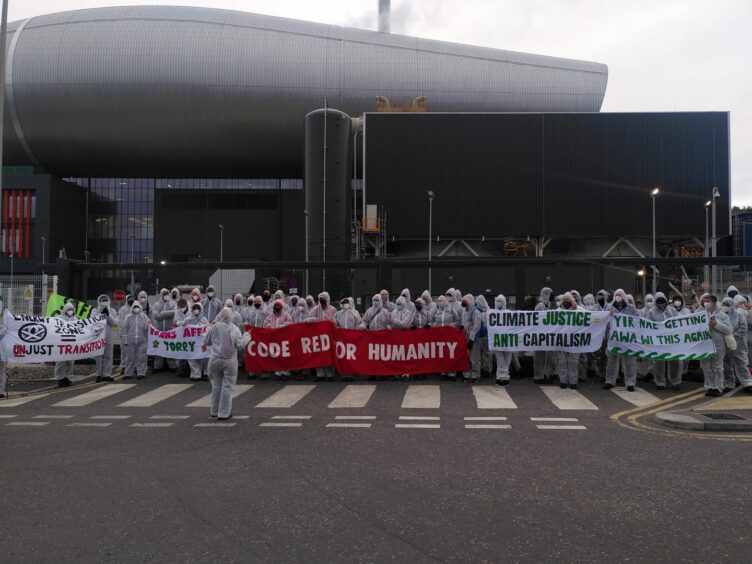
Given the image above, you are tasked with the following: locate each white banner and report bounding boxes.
[608,312,715,360]
[1,310,106,363]
[487,309,610,353]
[147,324,211,359]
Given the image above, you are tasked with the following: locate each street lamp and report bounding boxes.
[711,187,720,293]
[219,224,224,300]
[651,187,659,294]
[41,236,46,273]
[637,268,646,303]
[704,200,711,287]
[129,233,135,294]
[427,190,434,295]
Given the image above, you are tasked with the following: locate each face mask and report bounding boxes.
[298,304,306,310]
[438,302,446,310]
[446,294,453,301]
[181,307,188,314]
[494,301,503,309]
[207,292,214,298]
[615,296,624,303]
[380,294,389,303]
[721,306,731,313]
[100,302,109,309]
[656,301,666,310]
[127,300,135,307]
[274,307,282,314]
[562,301,572,309]
[401,294,408,300]
[192,309,200,316]
[342,303,350,310]
[235,300,241,305]
[416,304,422,311]
[139,297,146,305]
[397,304,404,311]
[319,299,327,306]
[263,294,270,302]
[133,307,141,314]
[172,293,179,300]
[729,291,738,298]
[163,295,170,302]
[597,297,605,305]
[254,303,261,309]
[673,300,682,308]
[646,300,654,307]
[461,301,469,309]
[372,300,379,308]
[307,300,314,308]
[192,295,200,302]
[703,302,712,310]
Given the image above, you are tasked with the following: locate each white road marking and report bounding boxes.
[255,385,315,408]
[6,421,49,426]
[66,422,112,427]
[90,415,131,420]
[394,424,441,429]
[129,422,174,428]
[464,416,508,421]
[234,415,250,420]
[536,424,588,430]
[540,387,599,410]
[54,384,135,407]
[465,424,512,429]
[0,393,50,407]
[149,415,190,420]
[611,387,661,407]
[186,385,253,407]
[270,415,311,420]
[530,417,580,422]
[399,415,440,420]
[32,415,74,419]
[335,415,376,420]
[119,384,193,407]
[259,422,303,427]
[328,385,376,408]
[401,385,440,409]
[194,422,236,427]
[472,387,518,409]
[326,423,372,428]
[0,415,17,419]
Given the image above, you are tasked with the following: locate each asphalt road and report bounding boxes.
[1,375,750,563]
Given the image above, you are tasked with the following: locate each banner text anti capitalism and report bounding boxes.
[487,309,715,360]
[244,322,469,375]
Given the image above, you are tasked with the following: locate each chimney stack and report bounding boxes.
[378,0,390,33]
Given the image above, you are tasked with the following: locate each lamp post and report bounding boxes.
[704,200,711,288]
[41,236,46,274]
[427,190,434,295]
[637,268,646,304]
[304,209,309,296]
[651,187,659,294]
[129,233,135,294]
[219,224,224,300]
[711,187,720,293]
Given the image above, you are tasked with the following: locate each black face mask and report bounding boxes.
[254,304,261,309]
[416,304,422,311]
[235,300,241,305]
[729,291,739,298]
[262,293,270,302]
[597,297,605,306]
[656,300,667,310]
[319,299,327,306]
[274,307,282,314]
[562,301,572,309]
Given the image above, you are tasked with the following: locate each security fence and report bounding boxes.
[0,274,58,316]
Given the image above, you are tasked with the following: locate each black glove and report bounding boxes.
[467,340,474,350]
[102,307,109,317]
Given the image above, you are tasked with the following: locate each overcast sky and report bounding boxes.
[9,0,752,205]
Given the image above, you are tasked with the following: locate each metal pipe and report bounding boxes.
[704,202,710,286]
[130,233,135,294]
[304,209,309,296]
[712,187,719,293]
[428,191,434,295]
[378,0,390,33]
[0,0,8,239]
[362,114,367,226]
[41,236,46,274]
[322,100,328,290]
[219,224,224,300]
[651,188,659,294]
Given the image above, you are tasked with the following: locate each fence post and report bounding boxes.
[41,273,48,316]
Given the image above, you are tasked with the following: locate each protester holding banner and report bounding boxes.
[0,297,7,398]
[362,294,391,331]
[491,294,513,386]
[152,288,177,373]
[646,292,681,390]
[432,295,460,380]
[122,301,149,380]
[202,285,223,323]
[137,290,151,318]
[307,292,337,382]
[390,296,415,381]
[53,303,79,387]
[93,294,118,383]
[203,308,243,420]
[555,293,585,389]
[264,299,294,380]
[412,298,432,329]
[183,302,208,381]
[333,298,362,382]
[380,289,396,313]
[699,295,732,397]
[721,297,752,394]
[291,297,309,324]
[243,296,269,380]
[533,287,554,384]
[604,289,640,392]
[461,294,483,383]
[421,290,437,319]
[117,294,134,374]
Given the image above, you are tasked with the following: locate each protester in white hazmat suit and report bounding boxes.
[420,290,436,319]
[700,295,733,397]
[555,292,585,389]
[390,296,415,381]
[53,302,79,387]
[604,288,640,392]
[492,294,513,386]
[461,293,483,383]
[721,297,752,394]
[206,307,244,420]
[94,294,118,382]
[202,285,223,323]
[533,287,553,383]
[264,299,293,380]
[307,292,337,381]
[432,295,460,380]
[333,297,362,382]
[0,297,7,397]
[183,302,208,381]
[152,288,177,372]
[645,292,681,389]
[117,294,134,373]
[362,294,391,330]
[122,301,149,380]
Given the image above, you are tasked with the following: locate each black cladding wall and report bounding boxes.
[364,112,731,240]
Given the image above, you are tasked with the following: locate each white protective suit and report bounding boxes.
[721,297,752,392]
[205,308,244,419]
[461,294,483,382]
[122,302,149,378]
[492,294,513,385]
[533,287,553,382]
[94,294,118,382]
[152,288,177,371]
[646,292,681,388]
[555,293,585,388]
[53,303,78,386]
[185,303,208,380]
[362,295,391,330]
[308,292,337,381]
[605,289,640,390]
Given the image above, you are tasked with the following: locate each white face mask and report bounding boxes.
[139,297,146,304]
[703,302,712,310]
[192,295,200,302]
[673,300,682,308]
[133,307,141,314]
[615,296,624,303]
[721,306,731,313]
[207,292,214,298]
[342,303,351,310]
[163,295,170,302]
[65,310,75,318]
[298,304,306,310]
[495,301,504,309]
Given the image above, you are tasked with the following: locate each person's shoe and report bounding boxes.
[656,385,665,390]
[500,379,510,386]
[136,375,145,380]
[626,386,635,392]
[710,389,723,397]
[58,377,72,388]
[494,379,503,386]
[560,383,568,389]
[259,374,270,381]
[670,384,681,391]
[569,384,577,390]
[217,415,233,421]
[0,393,6,399]
[326,375,336,382]
[201,375,209,382]
[744,386,752,394]
[722,388,734,394]
[315,376,325,382]
[123,375,133,380]
[209,414,218,419]
[95,376,102,383]
[603,383,614,390]
[190,377,202,381]
[342,376,354,382]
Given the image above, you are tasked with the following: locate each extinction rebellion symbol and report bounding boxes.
[18,323,48,343]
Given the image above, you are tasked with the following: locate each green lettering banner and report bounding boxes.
[608,312,715,360]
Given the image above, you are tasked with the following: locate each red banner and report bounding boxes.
[244,321,469,376]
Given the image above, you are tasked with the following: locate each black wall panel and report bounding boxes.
[365,112,730,240]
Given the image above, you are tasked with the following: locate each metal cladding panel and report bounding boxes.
[364,113,545,239]
[3,5,606,177]
[364,112,731,240]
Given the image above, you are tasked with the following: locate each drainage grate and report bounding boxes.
[702,413,746,421]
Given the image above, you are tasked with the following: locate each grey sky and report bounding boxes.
[10,0,751,205]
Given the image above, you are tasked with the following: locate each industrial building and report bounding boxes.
[0,5,733,305]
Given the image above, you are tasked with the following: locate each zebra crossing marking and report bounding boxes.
[472,387,517,409]
[90,415,131,420]
[119,384,193,407]
[130,422,174,428]
[328,385,376,408]
[255,385,315,408]
[33,415,74,419]
[6,421,49,426]
[401,385,440,409]
[395,423,441,429]
[464,416,507,421]
[326,423,372,428]
[335,415,376,420]
[149,415,190,420]
[194,422,236,427]
[610,387,661,407]
[259,422,302,428]
[465,424,512,429]
[540,387,599,410]
[186,385,253,408]
[0,393,50,407]
[54,384,135,407]
[270,415,311,420]
[536,424,587,430]
[66,422,112,428]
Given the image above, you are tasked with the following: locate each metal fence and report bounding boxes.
[0,274,58,316]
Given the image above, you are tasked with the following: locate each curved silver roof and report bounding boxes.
[2,5,608,177]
